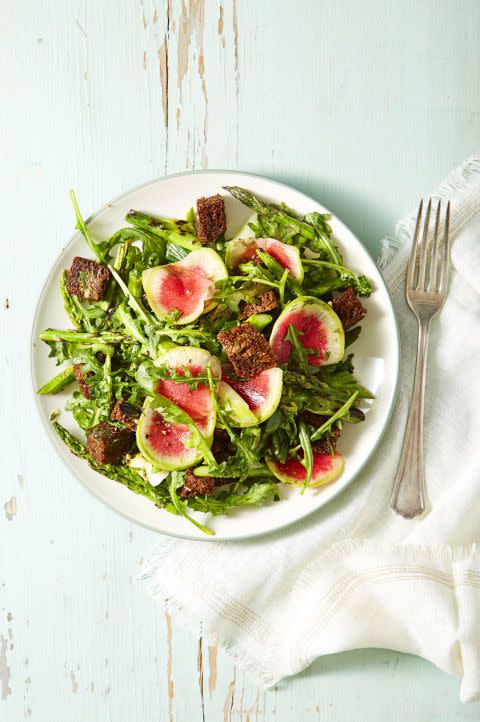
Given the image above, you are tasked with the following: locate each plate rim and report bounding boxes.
[30,168,400,541]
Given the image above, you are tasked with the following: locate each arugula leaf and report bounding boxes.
[303,259,372,297]
[298,421,313,491]
[189,481,279,516]
[167,472,214,535]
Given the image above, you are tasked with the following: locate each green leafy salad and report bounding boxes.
[38,186,373,535]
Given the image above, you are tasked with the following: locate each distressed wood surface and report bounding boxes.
[2,1,480,720]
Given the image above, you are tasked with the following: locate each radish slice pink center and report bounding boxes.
[271,310,327,366]
[221,370,271,412]
[274,450,336,482]
[156,266,212,320]
[155,365,212,431]
[143,411,192,459]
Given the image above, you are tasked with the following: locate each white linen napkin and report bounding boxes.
[141,157,480,702]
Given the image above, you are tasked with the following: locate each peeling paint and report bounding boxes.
[208,643,217,695]
[0,635,12,700]
[197,637,205,721]
[176,0,208,166]
[6,613,12,623]
[25,676,31,684]
[159,39,169,128]
[70,669,79,694]
[153,9,158,24]
[218,5,225,48]
[4,496,17,520]
[223,669,235,722]
[165,611,174,720]
[232,0,240,163]
[25,709,32,717]
[18,474,24,488]
[143,50,147,70]
[3,298,9,309]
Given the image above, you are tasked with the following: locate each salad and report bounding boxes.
[38,186,373,535]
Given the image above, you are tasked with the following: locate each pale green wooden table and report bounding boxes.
[2,1,480,720]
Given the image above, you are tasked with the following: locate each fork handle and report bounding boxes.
[390,319,431,518]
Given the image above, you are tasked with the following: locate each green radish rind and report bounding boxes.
[270,296,345,367]
[217,381,259,428]
[266,450,345,487]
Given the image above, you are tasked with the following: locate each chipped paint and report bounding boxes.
[70,669,79,694]
[223,670,235,722]
[4,496,17,520]
[232,0,240,163]
[25,676,31,684]
[6,613,12,623]
[0,635,12,700]
[143,50,147,70]
[153,8,158,24]
[218,5,225,48]
[91,680,94,693]
[18,474,24,488]
[197,637,205,721]
[175,0,208,166]
[3,298,9,309]
[165,612,174,721]
[159,39,169,128]
[208,642,217,695]
[128,529,133,543]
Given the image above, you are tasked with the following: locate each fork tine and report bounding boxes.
[427,200,441,292]
[416,198,431,290]
[438,201,451,293]
[407,199,424,289]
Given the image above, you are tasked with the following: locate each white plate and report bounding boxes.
[31,171,399,541]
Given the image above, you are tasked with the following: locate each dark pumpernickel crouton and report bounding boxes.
[73,364,93,399]
[111,401,141,431]
[238,290,278,321]
[331,287,366,330]
[180,469,229,498]
[217,323,277,379]
[196,195,227,245]
[302,411,341,453]
[211,428,235,463]
[66,256,111,301]
[86,421,133,464]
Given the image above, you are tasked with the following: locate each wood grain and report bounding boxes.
[2,0,480,720]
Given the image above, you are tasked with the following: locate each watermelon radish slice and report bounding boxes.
[225,237,304,281]
[142,247,227,325]
[266,449,345,487]
[153,347,220,440]
[218,381,259,427]
[221,367,283,423]
[270,296,344,367]
[136,401,202,471]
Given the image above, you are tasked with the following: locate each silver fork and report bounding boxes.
[390,198,451,519]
